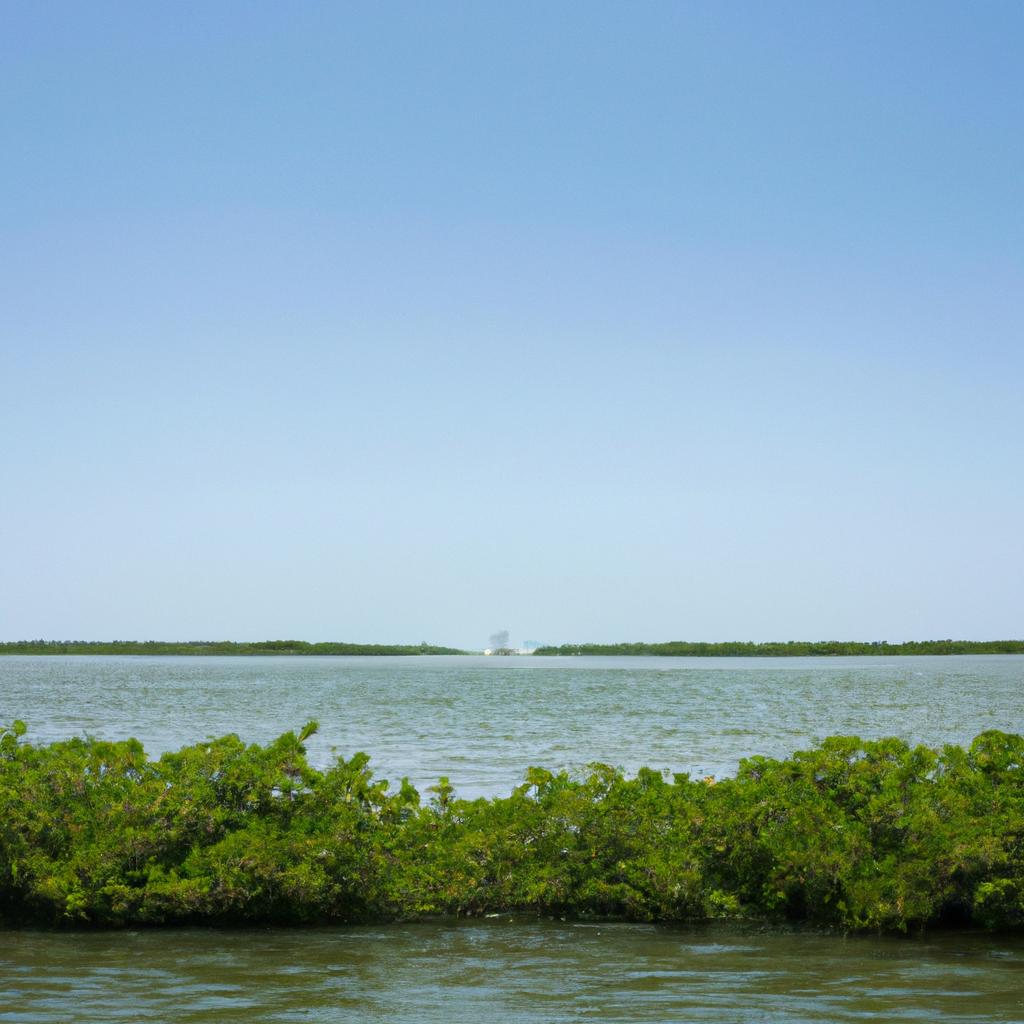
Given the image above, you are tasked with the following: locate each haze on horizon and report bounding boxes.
[2,2,1022,652]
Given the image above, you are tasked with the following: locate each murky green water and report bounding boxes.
[3,654,1024,1021]
[3,922,1023,1023]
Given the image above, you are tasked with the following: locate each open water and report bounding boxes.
[2,653,1023,1022]
[2,654,1023,796]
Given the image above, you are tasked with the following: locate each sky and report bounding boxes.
[2,1,1022,649]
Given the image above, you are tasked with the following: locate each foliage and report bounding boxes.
[2,723,1024,931]
[533,639,1024,657]
[6,639,1021,658]
[0,640,467,656]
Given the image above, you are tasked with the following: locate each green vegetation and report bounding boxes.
[0,640,466,656]
[3,722,1024,932]
[535,639,1024,656]
[6,639,1022,657]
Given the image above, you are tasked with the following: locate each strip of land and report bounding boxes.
[534,640,1024,656]
[3,639,1023,657]
[0,640,467,656]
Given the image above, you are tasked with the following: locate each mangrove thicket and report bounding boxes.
[2,722,1023,932]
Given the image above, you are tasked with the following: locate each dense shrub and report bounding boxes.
[2,721,1023,931]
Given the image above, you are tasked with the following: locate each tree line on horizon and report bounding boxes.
[0,640,467,657]
[4,638,1023,658]
[534,639,1024,657]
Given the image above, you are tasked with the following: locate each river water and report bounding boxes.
[2,654,1024,1022]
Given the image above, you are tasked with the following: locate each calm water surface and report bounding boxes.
[3,654,1024,1022]
[3,922,1024,1023]
[1,654,1022,796]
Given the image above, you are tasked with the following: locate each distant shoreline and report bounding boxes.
[2,639,1023,657]
[534,640,1024,656]
[0,641,468,656]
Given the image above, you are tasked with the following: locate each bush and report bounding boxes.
[2,722,1023,931]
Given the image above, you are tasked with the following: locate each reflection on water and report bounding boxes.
[2,921,1024,1023]
[1,654,1022,797]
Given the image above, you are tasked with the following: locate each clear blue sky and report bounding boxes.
[2,1,1021,648]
